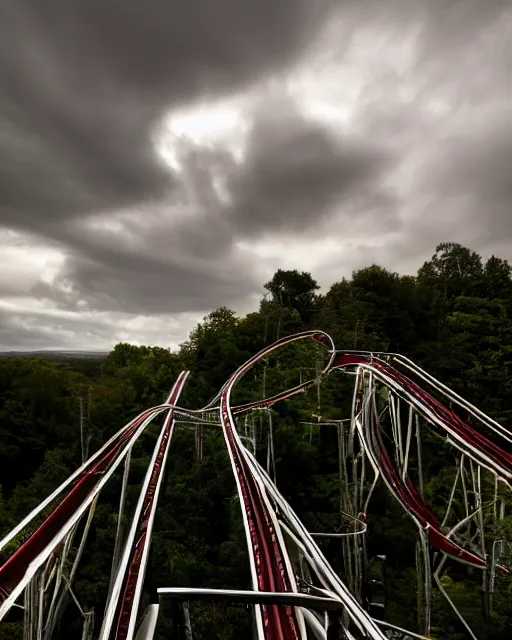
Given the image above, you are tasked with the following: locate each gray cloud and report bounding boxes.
[0,311,71,351]
[1,0,511,348]
[0,0,340,324]
[224,94,395,236]
[325,119,512,278]
[32,246,261,315]
[0,0,335,234]
[335,0,512,272]
[27,145,262,314]
[0,307,119,351]
[0,305,202,351]
[28,93,391,315]
[424,125,512,245]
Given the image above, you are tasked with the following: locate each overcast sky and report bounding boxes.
[0,0,511,351]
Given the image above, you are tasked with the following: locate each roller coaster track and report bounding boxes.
[332,353,511,566]
[0,331,510,640]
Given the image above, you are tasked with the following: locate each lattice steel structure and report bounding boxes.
[0,331,510,640]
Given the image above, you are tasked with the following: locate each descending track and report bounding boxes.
[218,332,335,640]
[0,331,510,640]
[332,352,512,481]
[100,370,190,640]
[331,352,511,565]
[330,351,511,637]
[0,405,162,615]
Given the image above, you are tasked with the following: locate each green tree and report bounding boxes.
[418,242,483,301]
[264,269,319,322]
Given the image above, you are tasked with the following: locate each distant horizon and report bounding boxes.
[0,345,185,357]
[0,348,110,356]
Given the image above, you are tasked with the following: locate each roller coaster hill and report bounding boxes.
[0,331,511,639]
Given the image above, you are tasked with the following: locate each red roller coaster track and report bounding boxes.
[0,331,510,640]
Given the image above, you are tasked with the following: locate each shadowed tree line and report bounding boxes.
[0,242,511,639]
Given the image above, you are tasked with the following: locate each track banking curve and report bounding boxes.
[332,352,512,482]
[230,343,510,579]
[332,352,512,569]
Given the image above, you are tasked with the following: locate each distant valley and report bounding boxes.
[0,350,108,360]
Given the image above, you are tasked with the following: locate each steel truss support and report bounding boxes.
[354,361,512,640]
[416,527,432,637]
[43,496,99,640]
[434,555,479,640]
[194,424,203,461]
[108,449,133,602]
[266,409,276,483]
[3,332,511,640]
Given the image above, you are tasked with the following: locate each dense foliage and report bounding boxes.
[1,242,511,639]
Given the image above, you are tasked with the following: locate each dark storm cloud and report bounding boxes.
[0,0,335,234]
[341,0,512,268]
[1,0,511,348]
[26,94,393,315]
[32,245,259,315]
[1,0,508,240]
[0,310,69,350]
[28,144,263,314]
[0,0,339,318]
[414,0,510,62]
[224,95,395,236]
[424,126,512,245]
[331,120,512,276]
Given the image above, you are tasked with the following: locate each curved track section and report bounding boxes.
[218,331,335,640]
[333,353,512,482]
[351,377,486,568]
